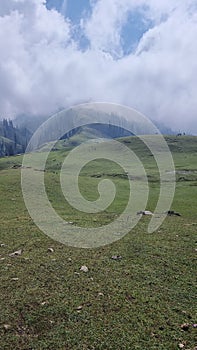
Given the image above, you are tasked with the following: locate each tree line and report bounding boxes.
[0,119,32,157]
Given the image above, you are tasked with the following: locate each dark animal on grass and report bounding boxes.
[166,210,181,216]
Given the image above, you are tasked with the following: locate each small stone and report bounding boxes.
[3,324,11,331]
[113,232,121,236]
[80,265,88,273]
[192,324,197,328]
[76,305,83,311]
[48,248,54,253]
[0,244,5,247]
[178,344,185,349]
[68,258,72,262]
[181,323,190,331]
[98,292,104,297]
[111,255,122,260]
[9,249,22,257]
[11,278,19,281]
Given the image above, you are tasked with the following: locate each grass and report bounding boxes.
[0,135,196,350]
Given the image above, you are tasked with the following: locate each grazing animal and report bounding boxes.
[166,210,181,216]
[137,210,153,216]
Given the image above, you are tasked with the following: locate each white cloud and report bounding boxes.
[0,0,197,133]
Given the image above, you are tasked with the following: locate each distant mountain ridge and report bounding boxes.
[0,107,176,155]
[14,110,176,137]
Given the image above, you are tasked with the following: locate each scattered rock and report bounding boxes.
[111,255,122,260]
[0,244,5,247]
[151,332,158,338]
[48,248,54,253]
[181,323,190,331]
[3,324,11,331]
[0,258,5,261]
[76,305,83,311]
[126,294,136,302]
[80,265,89,273]
[98,292,104,297]
[113,232,122,236]
[11,278,19,281]
[41,302,47,306]
[9,249,22,257]
[178,344,185,349]
[74,272,80,276]
[192,324,197,328]
[12,164,21,169]
[68,258,72,262]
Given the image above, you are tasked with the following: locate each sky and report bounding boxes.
[0,0,197,133]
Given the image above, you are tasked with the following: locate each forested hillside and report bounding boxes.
[0,119,32,157]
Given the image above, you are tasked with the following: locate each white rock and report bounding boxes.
[9,249,22,257]
[41,302,47,306]
[76,305,83,310]
[144,210,153,215]
[3,324,11,331]
[48,248,54,253]
[137,210,153,215]
[80,265,88,273]
[111,255,122,260]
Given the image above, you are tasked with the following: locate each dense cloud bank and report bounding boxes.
[0,0,197,133]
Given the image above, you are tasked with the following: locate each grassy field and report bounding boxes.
[0,135,196,350]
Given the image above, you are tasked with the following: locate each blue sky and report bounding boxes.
[46,0,153,55]
[46,0,92,22]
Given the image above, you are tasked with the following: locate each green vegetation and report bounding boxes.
[0,136,196,349]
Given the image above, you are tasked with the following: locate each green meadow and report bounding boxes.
[0,135,196,350]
